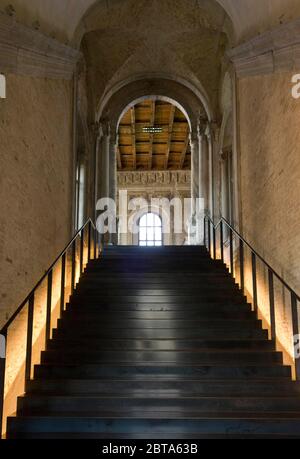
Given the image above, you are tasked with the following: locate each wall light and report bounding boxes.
[0,74,6,99]
[143,126,163,134]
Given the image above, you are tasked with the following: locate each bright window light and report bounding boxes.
[139,213,163,247]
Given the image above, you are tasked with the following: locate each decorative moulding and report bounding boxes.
[118,171,191,188]
[228,18,300,77]
[0,12,81,79]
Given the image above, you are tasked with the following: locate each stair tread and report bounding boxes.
[7,247,299,439]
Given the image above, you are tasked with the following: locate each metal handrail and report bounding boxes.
[205,216,300,302]
[0,217,100,438]
[204,215,300,380]
[1,218,97,335]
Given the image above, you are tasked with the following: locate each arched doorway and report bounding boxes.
[116,98,191,246]
[95,78,214,244]
[139,213,163,247]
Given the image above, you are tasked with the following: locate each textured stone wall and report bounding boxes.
[0,74,74,328]
[238,72,300,363]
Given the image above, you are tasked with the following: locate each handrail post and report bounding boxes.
[268,269,276,341]
[229,228,234,276]
[88,221,92,262]
[239,239,245,293]
[251,252,258,314]
[220,220,224,263]
[45,270,53,348]
[213,226,217,260]
[60,253,66,316]
[80,229,84,274]
[208,220,211,257]
[0,331,7,440]
[25,294,34,391]
[98,233,104,258]
[94,227,97,259]
[203,218,207,249]
[291,292,300,380]
[71,239,76,294]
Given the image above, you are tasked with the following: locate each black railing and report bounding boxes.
[0,218,100,438]
[204,215,300,380]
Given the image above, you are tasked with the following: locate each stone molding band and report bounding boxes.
[118,171,191,187]
[0,12,81,79]
[228,18,300,78]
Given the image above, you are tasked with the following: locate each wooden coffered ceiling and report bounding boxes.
[118,100,191,171]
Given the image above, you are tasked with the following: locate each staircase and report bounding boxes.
[6,246,300,439]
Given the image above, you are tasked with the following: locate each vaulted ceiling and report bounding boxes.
[2,0,300,129]
[118,100,190,172]
[81,0,231,118]
[1,0,300,44]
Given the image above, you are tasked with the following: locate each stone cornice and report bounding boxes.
[228,18,300,77]
[118,171,191,188]
[0,13,81,79]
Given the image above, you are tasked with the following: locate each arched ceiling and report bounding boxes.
[118,99,191,171]
[1,0,300,45]
[3,0,300,123]
[82,0,230,118]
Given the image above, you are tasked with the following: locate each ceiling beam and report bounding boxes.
[130,107,137,169]
[165,105,176,169]
[179,132,190,169]
[148,100,156,170]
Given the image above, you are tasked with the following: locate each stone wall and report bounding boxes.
[0,74,74,328]
[238,71,300,363]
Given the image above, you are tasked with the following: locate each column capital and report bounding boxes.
[99,118,111,137]
[197,118,208,139]
[189,130,198,145]
[90,121,100,138]
[205,121,220,142]
[220,147,232,161]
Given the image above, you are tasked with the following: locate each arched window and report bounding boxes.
[139,213,163,247]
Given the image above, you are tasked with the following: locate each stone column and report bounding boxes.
[94,125,101,222]
[206,123,214,218]
[108,134,118,245]
[190,132,199,216]
[189,131,199,244]
[98,121,110,202]
[199,127,209,214]
[109,134,117,203]
[197,122,207,202]
[95,121,111,245]
[212,123,221,220]
[196,122,207,244]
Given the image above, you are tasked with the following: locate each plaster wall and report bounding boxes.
[238,71,300,364]
[0,74,74,328]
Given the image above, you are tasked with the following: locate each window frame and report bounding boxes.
[138,213,163,247]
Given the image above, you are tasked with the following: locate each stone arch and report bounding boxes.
[95,76,213,245]
[97,73,213,126]
[97,76,212,138]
